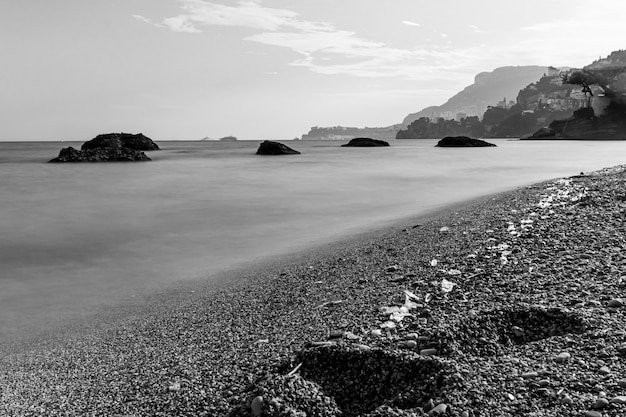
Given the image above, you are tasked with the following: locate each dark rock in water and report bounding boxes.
[49,132,157,162]
[256,140,300,155]
[82,133,159,151]
[435,136,496,147]
[341,137,390,147]
[49,146,151,162]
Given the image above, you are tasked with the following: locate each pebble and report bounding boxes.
[593,397,610,409]
[598,366,611,375]
[329,330,345,339]
[406,333,419,340]
[420,348,437,356]
[555,352,571,362]
[560,394,573,405]
[610,395,626,404]
[511,326,524,337]
[428,404,447,415]
[250,395,264,416]
[537,379,550,387]
[406,340,417,349]
[584,411,603,417]
[619,380,626,388]
[521,371,539,379]
[608,298,624,307]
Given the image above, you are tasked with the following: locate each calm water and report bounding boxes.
[2,139,626,340]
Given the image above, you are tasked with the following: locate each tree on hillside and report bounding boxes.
[561,69,615,101]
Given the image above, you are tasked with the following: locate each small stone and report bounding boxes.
[536,388,551,396]
[505,392,515,401]
[420,348,437,356]
[584,411,603,417]
[406,333,419,340]
[386,265,399,272]
[428,404,447,415]
[371,329,383,337]
[460,412,470,417]
[406,340,417,349]
[251,396,264,416]
[521,371,539,379]
[345,332,359,340]
[598,366,611,375]
[555,352,571,362]
[610,395,626,404]
[538,379,550,387]
[560,394,573,405]
[511,326,524,337]
[423,399,435,412]
[329,330,345,339]
[592,397,610,409]
[608,298,624,308]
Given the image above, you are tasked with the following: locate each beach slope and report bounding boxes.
[2,165,626,416]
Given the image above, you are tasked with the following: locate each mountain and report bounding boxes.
[401,66,550,125]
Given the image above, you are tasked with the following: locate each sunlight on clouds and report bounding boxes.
[402,21,421,27]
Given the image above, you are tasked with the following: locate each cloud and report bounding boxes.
[132,14,153,24]
[402,21,421,27]
[135,0,518,82]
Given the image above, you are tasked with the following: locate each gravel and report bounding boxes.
[2,165,626,416]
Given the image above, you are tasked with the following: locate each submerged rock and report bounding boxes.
[435,136,496,147]
[341,137,390,147]
[256,140,301,155]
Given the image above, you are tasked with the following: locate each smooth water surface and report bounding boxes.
[2,139,626,339]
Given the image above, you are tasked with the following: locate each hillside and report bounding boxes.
[401,66,550,125]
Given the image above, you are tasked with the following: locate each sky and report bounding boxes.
[1,0,625,141]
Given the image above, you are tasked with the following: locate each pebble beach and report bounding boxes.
[2,164,626,417]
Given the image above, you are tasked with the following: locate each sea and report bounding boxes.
[2,138,626,341]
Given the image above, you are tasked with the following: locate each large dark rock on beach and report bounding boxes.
[49,132,157,162]
[341,137,390,147]
[256,140,300,155]
[435,136,496,147]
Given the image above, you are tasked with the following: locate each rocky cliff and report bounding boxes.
[402,66,550,125]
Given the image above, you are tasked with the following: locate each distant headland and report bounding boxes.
[300,49,626,141]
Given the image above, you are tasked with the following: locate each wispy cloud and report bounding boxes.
[134,0,482,81]
[402,20,421,27]
[132,14,154,25]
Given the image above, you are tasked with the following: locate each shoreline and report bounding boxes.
[2,165,626,416]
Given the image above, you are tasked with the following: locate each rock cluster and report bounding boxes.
[49,133,158,162]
